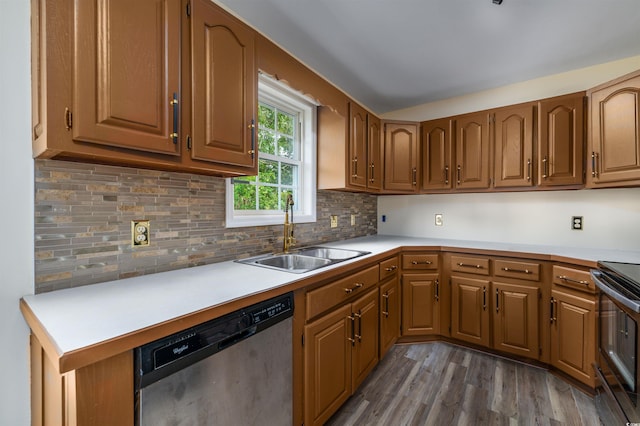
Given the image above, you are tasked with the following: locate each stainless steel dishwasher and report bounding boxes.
[134,292,293,426]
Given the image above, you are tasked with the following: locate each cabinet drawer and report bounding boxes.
[553,265,595,293]
[402,254,439,270]
[450,255,490,275]
[379,257,399,281]
[494,259,541,282]
[306,265,379,320]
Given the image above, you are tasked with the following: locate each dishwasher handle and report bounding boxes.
[218,326,257,351]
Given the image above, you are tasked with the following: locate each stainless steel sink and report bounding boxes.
[236,246,370,273]
[296,246,369,261]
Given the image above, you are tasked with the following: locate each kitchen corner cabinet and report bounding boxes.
[537,92,585,187]
[31,0,257,177]
[304,288,378,426]
[451,276,491,346]
[401,252,441,336]
[421,118,454,191]
[550,265,597,387]
[379,257,400,358]
[384,121,419,192]
[455,112,491,190]
[493,103,535,188]
[587,69,640,187]
[317,102,382,192]
[492,281,539,359]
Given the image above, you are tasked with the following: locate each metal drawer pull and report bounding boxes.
[502,267,532,274]
[412,260,432,265]
[384,265,398,272]
[482,287,487,311]
[344,282,364,294]
[435,279,439,302]
[457,262,483,269]
[550,298,557,323]
[382,292,390,317]
[347,314,356,345]
[556,275,589,286]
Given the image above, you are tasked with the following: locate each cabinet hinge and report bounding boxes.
[186,135,192,150]
[186,1,191,17]
[64,107,72,130]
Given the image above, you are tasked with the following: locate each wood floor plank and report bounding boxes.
[327,342,602,426]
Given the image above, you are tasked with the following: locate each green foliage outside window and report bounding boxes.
[233,102,299,212]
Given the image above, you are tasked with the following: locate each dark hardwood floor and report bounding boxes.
[327,342,602,425]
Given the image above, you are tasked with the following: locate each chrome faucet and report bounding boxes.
[283,193,296,253]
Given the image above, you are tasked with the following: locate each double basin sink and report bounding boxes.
[236,246,371,273]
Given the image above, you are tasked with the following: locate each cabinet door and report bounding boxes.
[421,118,453,191]
[349,102,368,189]
[402,273,440,336]
[550,289,596,387]
[493,104,534,188]
[455,112,490,189]
[451,276,490,347]
[367,114,383,191]
[588,72,640,186]
[379,276,400,358]
[190,0,257,169]
[384,122,419,192]
[493,281,539,359]
[304,304,352,426]
[74,0,181,155]
[352,289,379,390]
[538,93,585,186]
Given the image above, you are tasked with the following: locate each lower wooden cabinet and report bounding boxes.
[451,276,491,346]
[493,281,540,359]
[550,288,597,387]
[304,288,378,426]
[379,275,400,358]
[402,273,440,336]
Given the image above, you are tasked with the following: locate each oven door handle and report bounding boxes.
[592,270,640,313]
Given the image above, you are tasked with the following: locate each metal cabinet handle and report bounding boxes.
[352,157,358,178]
[382,291,390,317]
[384,265,398,272]
[526,159,531,181]
[248,120,256,157]
[369,162,375,183]
[591,152,599,178]
[170,93,179,144]
[347,314,356,345]
[502,267,532,274]
[457,165,461,185]
[444,166,449,185]
[435,279,439,302]
[344,282,364,294]
[550,298,557,323]
[482,287,487,311]
[412,167,417,186]
[542,157,548,179]
[457,262,483,269]
[556,275,589,286]
[496,289,500,313]
[412,260,432,265]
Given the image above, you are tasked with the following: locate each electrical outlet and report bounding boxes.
[330,215,338,228]
[351,214,356,226]
[571,216,583,230]
[132,220,150,246]
[435,213,443,226]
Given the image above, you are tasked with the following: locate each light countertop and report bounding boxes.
[21,235,640,371]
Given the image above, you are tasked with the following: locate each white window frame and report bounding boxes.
[225,75,317,228]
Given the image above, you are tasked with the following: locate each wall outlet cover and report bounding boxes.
[132,220,150,246]
[330,215,338,228]
[571,216,583,230]
[435,214,444,226]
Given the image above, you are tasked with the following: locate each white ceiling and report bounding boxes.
[216,0,640,114]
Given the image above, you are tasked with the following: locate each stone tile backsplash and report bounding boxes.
[34,160,378,293]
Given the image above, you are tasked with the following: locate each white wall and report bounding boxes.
[0,1,34,425]
[381,55,640,122]
[378,188,640,251]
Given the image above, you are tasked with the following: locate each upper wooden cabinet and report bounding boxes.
[317,102,382,192]
[384,121,419,192]
[587,69,640,187]
[538,92,585,187]
[188,0,257,170]
[421,118,453,191]
[493,103,535,188]
[32,0,257,177]
[454,112,491,190]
